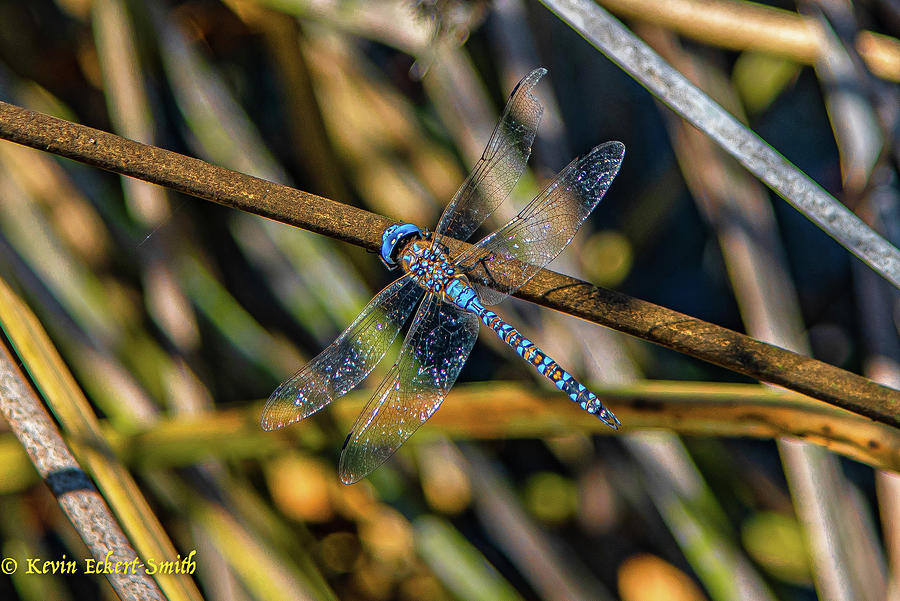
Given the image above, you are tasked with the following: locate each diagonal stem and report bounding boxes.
[0,342,166,601]
[0,100,897,427]
[539,0,900,291]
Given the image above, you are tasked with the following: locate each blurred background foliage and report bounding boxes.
[0,0,898,600]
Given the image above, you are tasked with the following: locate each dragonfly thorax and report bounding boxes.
[399,240,462,297]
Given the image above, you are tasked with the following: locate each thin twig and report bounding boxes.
[0,100,897,427]
[0,264,206,601]
[538,0,900,291]
[0,344,165,601]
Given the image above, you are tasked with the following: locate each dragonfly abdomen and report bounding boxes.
[462,296,619,429]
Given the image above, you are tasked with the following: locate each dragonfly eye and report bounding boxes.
[380,223,422,269]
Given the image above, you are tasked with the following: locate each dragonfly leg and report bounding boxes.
[474,253,499,287]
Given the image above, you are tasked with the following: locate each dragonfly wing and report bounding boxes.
[457,141,625,305]
[434,68,545,243]
[261,274,424,430]
[339,294,480,484]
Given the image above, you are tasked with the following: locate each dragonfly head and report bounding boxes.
[380,223,422,269]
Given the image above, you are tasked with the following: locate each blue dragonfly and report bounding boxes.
[262,68,625,483]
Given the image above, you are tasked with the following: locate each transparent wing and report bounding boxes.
[339,294,480,484]
[434,68,546,243]
[455,141,625,305]
[261,274,424,430]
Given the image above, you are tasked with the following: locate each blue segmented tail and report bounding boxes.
[444,277,619,427]
[443,276,619,427]
[481,309,619,428]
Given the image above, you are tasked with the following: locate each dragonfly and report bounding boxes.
[262,68,625,484]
